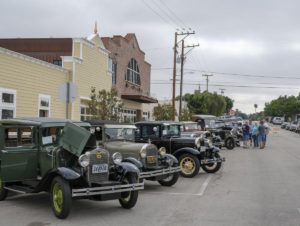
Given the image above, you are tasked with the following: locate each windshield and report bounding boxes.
[41,127,63,146]
[183,123,199,131]
[105,128,135,141]
[162,124,181,137]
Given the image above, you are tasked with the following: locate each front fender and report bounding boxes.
[117,162,140,178]
[56,167,81,180]
[122,157,143,169]
[211,146,221,153]
[173,147,200,159]
[163,154,178,165]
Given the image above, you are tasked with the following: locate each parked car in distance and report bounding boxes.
[272,117,284,125]
[281,122,289,129]
[135,121,225,178]
[86,120,181,187]
[180,121,204,137]
[191,114,217,130]
[285,122,292,130]
[296,122,300,133]
[290,121,298,132]
[0,118,144,219]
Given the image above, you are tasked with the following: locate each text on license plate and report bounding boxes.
[147,156,157,163]
[92,164,108,174]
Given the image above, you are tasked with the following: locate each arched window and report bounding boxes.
[125,58,140,85]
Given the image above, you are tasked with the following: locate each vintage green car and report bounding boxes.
[0,118,144,219]
[87,120,181,187]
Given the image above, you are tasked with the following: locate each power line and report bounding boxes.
[151,82,300,90]
[152,67,300,80]
[158,0,187,28]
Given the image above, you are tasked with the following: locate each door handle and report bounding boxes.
[1,150,8,153]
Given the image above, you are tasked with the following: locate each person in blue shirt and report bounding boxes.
[257,120,266,149]
[251,122,259,148]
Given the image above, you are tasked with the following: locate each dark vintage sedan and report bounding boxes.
[135,121,225,178]
[86,120,181,187]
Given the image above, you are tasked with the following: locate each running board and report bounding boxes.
[4,185,34,194]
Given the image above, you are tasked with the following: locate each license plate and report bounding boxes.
[92,164,108,174]
[147,156,157,164]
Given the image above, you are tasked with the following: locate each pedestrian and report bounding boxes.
[251,122,259,148]
[264,119,270,147]
[249,121,253,147]
[242,121,250,148]
[257,120,266,149]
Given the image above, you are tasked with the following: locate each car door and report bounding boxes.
[0,125,38,182]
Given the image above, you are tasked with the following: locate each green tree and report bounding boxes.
[224,96,234,113]
[153,104,175,120]
[186,91,226,116]
[179,107,192,121]
[88,87,123,121]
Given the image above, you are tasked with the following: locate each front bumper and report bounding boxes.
[139,166,181,179]
[200,157,225,165]
[72,182,144,198]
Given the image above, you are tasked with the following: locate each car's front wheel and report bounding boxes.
[50,176,72,219]
[201,153,222,173]
[178,154,200,178]
[0,176,8,201]
[119,174,138,209]
[158,167,179,187]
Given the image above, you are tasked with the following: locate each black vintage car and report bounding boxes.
[135,121,225,178]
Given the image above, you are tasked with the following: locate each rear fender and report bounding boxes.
[173,147,200,159]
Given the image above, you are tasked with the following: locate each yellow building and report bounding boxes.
[0,30,112,120]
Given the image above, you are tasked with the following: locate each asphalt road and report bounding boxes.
[1,126,300,226]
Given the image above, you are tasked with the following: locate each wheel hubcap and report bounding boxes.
[180,157,195,175]
[53,183,63,213]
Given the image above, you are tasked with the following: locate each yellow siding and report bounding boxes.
[71,37,112,120]
[73,42,81,58]
[0,52,68,118]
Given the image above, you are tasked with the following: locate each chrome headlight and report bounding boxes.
[195,137,201,148]
[140,144,147,158]
[112,152,122,164]
[158,147,166,156]
[78,153,90,167]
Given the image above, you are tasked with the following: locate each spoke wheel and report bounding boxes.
[119,174,138,209]
[158,164,179,187]
[178,154,200,178]
[0,176,8,201]
[225,138,235,150]
[50,176,72,219]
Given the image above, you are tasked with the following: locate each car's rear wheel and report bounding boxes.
[225,137,235,150]
[178,154,200,178]
[119,174,138,209]
[0,176,8,201]
[50,176,72,219]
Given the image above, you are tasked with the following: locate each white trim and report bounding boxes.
[73,38,95,48]
[61,56,83,64]
[0,87,17,119]
[98,47,110,56]
[80,96,91,101]
[38,94,51,117]
[0,47,69,73]
[80,42,83,59]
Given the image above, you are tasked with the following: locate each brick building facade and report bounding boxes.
[102,34,157,122]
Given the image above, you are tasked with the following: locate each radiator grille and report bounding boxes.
[87,148,109,184]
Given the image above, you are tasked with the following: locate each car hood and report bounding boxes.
[104,141,147,153]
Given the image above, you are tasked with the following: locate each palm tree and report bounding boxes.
[254,104,258,113]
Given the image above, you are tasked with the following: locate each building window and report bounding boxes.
[80,105,93,121]
[125,58,140,85]
[0,88,16,119]
[38,94,51,117]
[53,60,62,66]
[112,63,117,85]
[122,109,136,123]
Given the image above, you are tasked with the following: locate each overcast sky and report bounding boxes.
[1,0,300,114]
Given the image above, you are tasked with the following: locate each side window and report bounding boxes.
[42,127,63,145]
[5,128,18,147]
[142,125,160,138]
[20,127,33,146]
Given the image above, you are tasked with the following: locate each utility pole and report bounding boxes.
[172,32,178,121]
[202,74,213,92]
[172,30,196,121]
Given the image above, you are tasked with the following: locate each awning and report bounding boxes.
[121,94,158,103]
